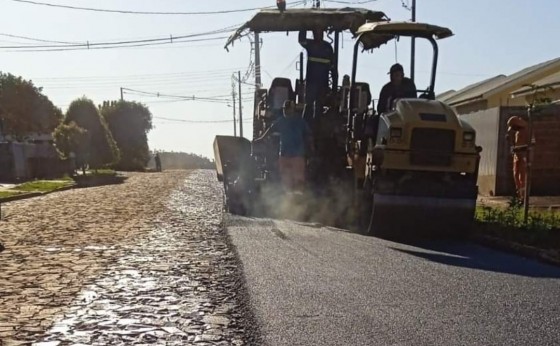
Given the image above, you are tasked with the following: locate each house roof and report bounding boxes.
[511,70,560,98]
[435,89,457,101]
[438,57,560,106]
[438,75,507,104]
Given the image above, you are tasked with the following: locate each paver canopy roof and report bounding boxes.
[356,21,453,50]
[225,8,388,49]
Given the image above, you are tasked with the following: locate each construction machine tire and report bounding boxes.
[223,182,252,216]
[355,179,373,234]
[367,194,395,239]
[226,196,247,216]
[366,193,476,239]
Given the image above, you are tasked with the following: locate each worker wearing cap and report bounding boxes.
[299,29,334,120]
[506,115,534,198]
[254,100,313,192]
[377,63,417,115]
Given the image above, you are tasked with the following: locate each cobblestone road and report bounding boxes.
[0,170,250,345]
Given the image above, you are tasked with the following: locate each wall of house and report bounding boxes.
[460,108,501,196]
[11,143,33,180]
[488,94,527,108]
[454,100,489,115]
[0,144,14,181]
[0,141,67,182]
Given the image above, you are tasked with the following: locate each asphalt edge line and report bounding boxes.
[221,213,265,346]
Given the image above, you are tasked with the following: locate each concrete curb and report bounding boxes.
[472,233,560,267]
[0,192,43,203]
[0,184,76,203]
[0,176,125,204]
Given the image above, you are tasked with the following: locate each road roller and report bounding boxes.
[347,22,482,237]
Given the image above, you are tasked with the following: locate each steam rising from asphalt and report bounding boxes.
[252,179,358,229]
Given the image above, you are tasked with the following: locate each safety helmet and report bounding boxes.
[507,116,527,130]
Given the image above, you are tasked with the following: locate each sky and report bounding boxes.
[2,0,559,158]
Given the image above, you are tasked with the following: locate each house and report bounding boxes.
[437,58,560,196]
[438,57,560,115]
[0,132,67,182]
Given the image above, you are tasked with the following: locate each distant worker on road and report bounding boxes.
[506,115,534,198]
[254,100,312,192]
[155,153,162,172]
[377,63,417,115]
[299,29,334,120]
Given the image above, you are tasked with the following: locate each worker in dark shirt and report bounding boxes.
[299,29,334,120]
[377,63,417,114]
[254,100,312,192]
[155,153,162,172]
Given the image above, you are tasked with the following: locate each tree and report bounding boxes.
[52,121,89,174]
[0,72,62,138]
[65,97,119,169]
[100,100,153,171]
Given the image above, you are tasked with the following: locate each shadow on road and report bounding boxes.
[389,241,560,279]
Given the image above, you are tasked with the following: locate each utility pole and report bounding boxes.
[254,32,262,89]
[523,85,543,224]
[410,0,416,82]
[523,104,534,224]
[232,81,237,137]
[253,32,262,140]
[238,71,243,138]
[120,87,124,101]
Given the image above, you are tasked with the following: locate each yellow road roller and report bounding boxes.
[347,22,482,237]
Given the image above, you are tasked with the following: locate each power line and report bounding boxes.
[0,22,240,50]
[33,67,245,81]
[38,73,239,88]
[4,36,229,52]
[0,32,79,45]
[122,88,231,103]
[0,23,240,51]
[325,0,377,4]
[0,31,231,50]
[2,1,306,53]
[400,0,412,11]
[9,0,296,15]
[153,116,252,124]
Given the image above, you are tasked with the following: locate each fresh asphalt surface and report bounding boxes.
[226,216,560,346]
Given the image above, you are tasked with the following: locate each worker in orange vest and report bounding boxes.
[506,116,533,198]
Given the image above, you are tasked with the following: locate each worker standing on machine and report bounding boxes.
[299,29,334,121]
[506,115,534,198]
[377,63,417,114]
[254,100,313,192]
